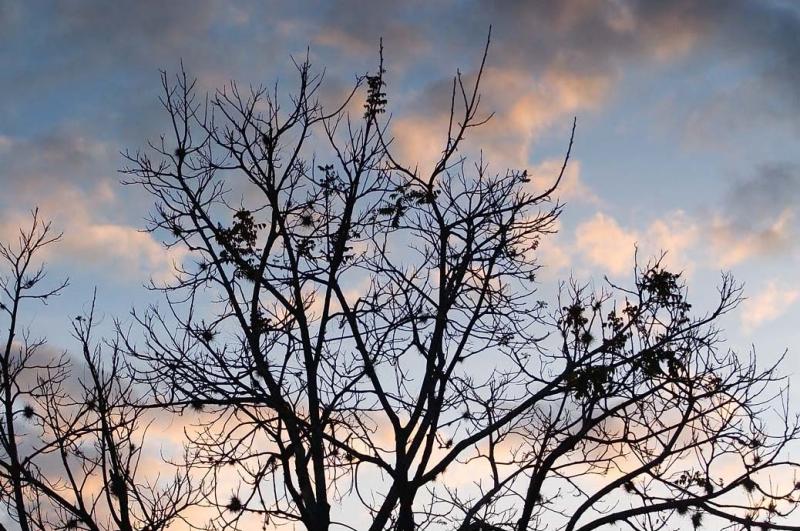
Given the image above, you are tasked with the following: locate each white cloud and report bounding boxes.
[64,222,186,283]
[536,237,572,279]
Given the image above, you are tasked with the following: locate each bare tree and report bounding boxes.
[121,37,800,531]
[0,211,198,531]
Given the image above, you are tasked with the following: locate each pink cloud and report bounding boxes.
[575,213,637,276]
[741,280,799,331]
[574,211,698,277]
[389,65,612,174]
[0,183,185,284]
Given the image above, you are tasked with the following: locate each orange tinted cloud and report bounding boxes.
[0,183,185,283]
[575,213,638,276]
[390,65,611,174]
[574,211,698,277]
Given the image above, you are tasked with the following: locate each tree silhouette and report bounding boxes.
[0,211,198,531]
[3,39,794,531]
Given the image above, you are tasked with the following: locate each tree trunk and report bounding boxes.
[396,486,415,531]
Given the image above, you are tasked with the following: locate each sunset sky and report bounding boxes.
[1,0,799,392]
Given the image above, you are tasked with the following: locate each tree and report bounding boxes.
[114,38,800,531]
[0,211,198,531]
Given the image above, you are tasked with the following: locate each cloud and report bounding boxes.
[527,159,599,205]
[723,164,800,222]
[62,222,186,284]
[3,0,799,288]
[1,1,799,335]
[536,238,572,279]
[0,184,184,284]
[310,2,795,176]
[4,1,799,145]
[468,67,611,168]
[389,65,611,173]
[708,163,800,266]
[313,1,715,74]
[636,2,800,144]
[563,162,800,271]
[710,209,795,268]
[699,2,800,125]
[356,0,800,177]
[390,115,448,175]
[566,162,800,277]
[574,211,698,277]
[741,280,800,331]
[643,213,699,271]
[0,125,182,283]
[575,213,638,276]
[0,129,114,190]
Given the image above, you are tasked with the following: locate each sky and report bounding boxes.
[0,0,800,386]
[2,1,800,529]
[1,0,800,439]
